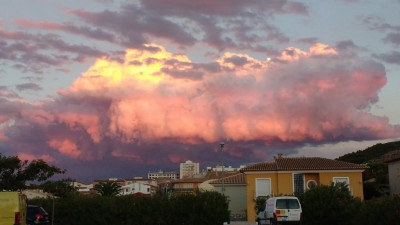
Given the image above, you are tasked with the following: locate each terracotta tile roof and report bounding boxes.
[204,171,239,180]
[172,178,204,184]
[239,161,277,172]
[240,157,367,172]
[172,171,240,184]
[209,173,246,185]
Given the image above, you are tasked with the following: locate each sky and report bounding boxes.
[1,0,400,183]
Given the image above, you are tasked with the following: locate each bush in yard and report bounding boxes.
[298,183,361,225]
[352,195,400,225]
[28,191,229,225]
[254,196,267,213]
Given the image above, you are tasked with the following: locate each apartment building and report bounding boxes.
[148,170,179,180]
[180,160,200,179]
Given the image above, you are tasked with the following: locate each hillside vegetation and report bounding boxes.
[336,141,400,163]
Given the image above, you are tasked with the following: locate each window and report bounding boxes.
[293,174,305,194]
[276,199,301,209]
[333,177,349,187]
[306,180,317,190]
[255,178,271,197]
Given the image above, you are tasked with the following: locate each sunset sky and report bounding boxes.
[1,0,399,182]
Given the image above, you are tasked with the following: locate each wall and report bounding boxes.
[213,184,247,221]
[388,160,400,195]
[245,173,277,221]
[319,171,364,199]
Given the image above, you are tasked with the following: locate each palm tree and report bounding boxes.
[94,181,122,197]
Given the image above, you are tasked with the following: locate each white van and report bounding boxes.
[257,196,302,225]
[0,192,27,225]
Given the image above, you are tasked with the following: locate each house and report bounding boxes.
[240,156,367,221]
[171,177,204,194]
[23,189,53,199]
[209,173,247,221]
[126,177,158,195]
[384,154,400,195]
[92,178,155,196]
[172,170,238,194]
[120,182,151,195]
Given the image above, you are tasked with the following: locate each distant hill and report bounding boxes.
[336,141,400,164]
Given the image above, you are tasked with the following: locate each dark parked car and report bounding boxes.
[27,205,50,225]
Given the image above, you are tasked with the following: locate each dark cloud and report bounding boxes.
[0,28,105,73]
[15,20,117,43]
[66,1,296,52]
[384,32,400,46]
[223,55,250,67]
[335,40,358,50]
[361,15,400,32]
[373,51,400,65]
[5,0,305,57]
[139,0,308,17]
[16,83,42,92]
[297,37,318,45]
[70,7,196,48]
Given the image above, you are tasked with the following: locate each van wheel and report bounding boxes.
[270,218,277,225]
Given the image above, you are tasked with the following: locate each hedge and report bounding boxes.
[28,192,230,225]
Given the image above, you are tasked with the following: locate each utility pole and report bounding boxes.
[220,142,225,193]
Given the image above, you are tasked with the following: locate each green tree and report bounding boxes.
[0,154,65,191]
[298,183,361,225]
[94,181,122,197]
[363,161,389,199]
[37,178,78,198]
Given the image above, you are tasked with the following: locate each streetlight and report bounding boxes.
[220,142,225,193]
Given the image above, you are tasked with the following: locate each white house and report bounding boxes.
[120,182,151,195]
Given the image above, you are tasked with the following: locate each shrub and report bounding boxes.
[298,183,361,225]
[254,196,267,213]
[353,195,400,225]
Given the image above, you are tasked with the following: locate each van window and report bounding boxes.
[276,199,300,209]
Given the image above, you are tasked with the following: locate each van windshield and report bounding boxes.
[276,199,300,209]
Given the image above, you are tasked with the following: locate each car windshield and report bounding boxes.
[276,199,300,209]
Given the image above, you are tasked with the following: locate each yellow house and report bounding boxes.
[240,156,367,221]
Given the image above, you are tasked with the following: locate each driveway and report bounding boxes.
[228,221,256,225]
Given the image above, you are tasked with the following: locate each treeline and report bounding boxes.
[337,141,400,163]
[29,192,230,225]
[336,141,400,199]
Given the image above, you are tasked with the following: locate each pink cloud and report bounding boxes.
[1,43,399,177]
[48,139,81,158]
[55,43,399,147]
[18,153,56,163]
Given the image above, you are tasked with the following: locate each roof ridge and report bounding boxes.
[241,156,367,172]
